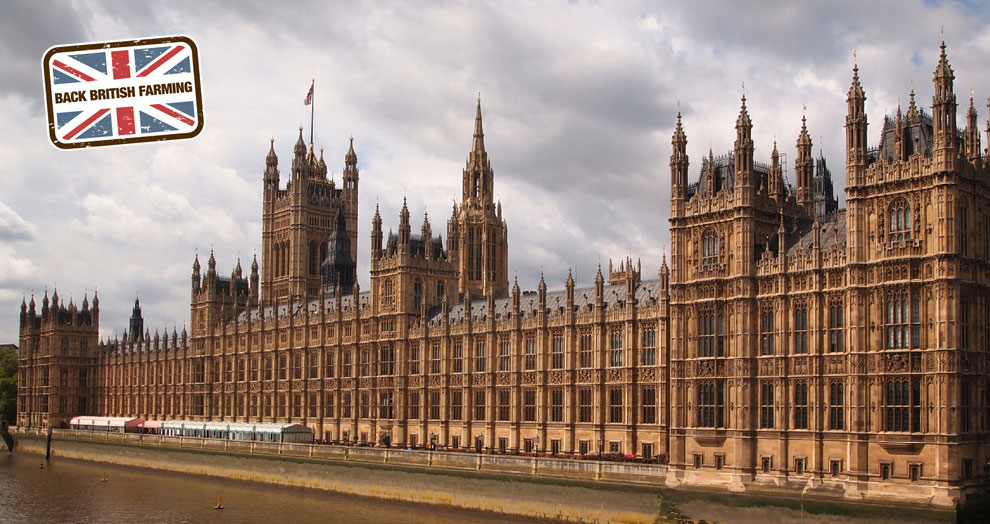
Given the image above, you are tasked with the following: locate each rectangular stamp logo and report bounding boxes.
[43,35,204,149]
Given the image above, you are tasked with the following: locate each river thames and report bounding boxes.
[0,452,546,523]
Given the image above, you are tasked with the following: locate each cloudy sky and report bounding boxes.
[2,0,989,342]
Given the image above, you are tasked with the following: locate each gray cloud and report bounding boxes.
[1,1,990,341]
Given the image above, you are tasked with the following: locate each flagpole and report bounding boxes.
[310,78,315,145]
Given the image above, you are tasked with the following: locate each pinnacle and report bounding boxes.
[472,95,486,154]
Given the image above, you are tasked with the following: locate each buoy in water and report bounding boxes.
[213,496,224,510]
[100,472,108,483]
[39,462,44,469]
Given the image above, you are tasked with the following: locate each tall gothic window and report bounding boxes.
[609,330,623,367]
[889,199,912,242]
[828,380,844,430]
[702,229,719,265]
[793,381,809,429]
[885,290,920,349]
[760,307,775,355]
[309,241,318,275]
[698,307,724,357]
[524,337,537,370]
[431,343,442,374]
[452,343,463,373]
[793,305,808,354]
[579,388,593,423]
[551,335,564,369]
[579,332,592,368]
[641,386,657,424]
[960,298,970,350]
[379,391,394,419]
[409,344,420,375]
[828,301,844,353]
[523,389,537,421]
[642,328,657,365]
[379,345,394,376]
[759,382,774,429]
[608,388,623,423]
[383,279,394,308]
[884,377,921,432]
[697,380,724,428]
[959,205,968,255]
[413,279,422,311]
[498,339,511,372]
[551,389,564,422]
[474,341,486,372]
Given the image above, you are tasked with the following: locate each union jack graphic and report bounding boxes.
[43,36,203,149]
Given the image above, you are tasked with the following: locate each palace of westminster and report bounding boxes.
[16,42,990,505]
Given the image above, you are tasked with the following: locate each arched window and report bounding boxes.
[383,279,394,308]
[885,290,920,349]
[413,279,422,311]
[889,199,912,242]
[702,229,718,265]
[474,174,481,198]
[309,241,318,275]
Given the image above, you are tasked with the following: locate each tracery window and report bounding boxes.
[828,301,844,353]
[793,381,809,429]
[608,388,623,423]
[497,390,510,421]
[760,307,775,355]
[889,199,912,242]
[697,380,724,428]
[641,386,657,424]
[642,327,657,365]
[828,380,844,430]
[793,305,808,354]
[523,389,537,421]
[379,345,394,376]
[697,306,724,357]
[702,229,719,265]
[383,279,394,308]
[609,330,623,367]
[498,339,511,372]
[551,335,564,369]
[551,388,564,422]
[579,332,593,368]
[884,377,920,432]
[474,341,486,372]
[885,290,920,349]
[759,382,774,429]
[524,337,537,370]
[578,388,593,423]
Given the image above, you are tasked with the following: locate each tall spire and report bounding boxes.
[796,112,814,214]
[473,92,485,155]
[846,56,868,190]
[932,38,957,162]
[734,89,754,192]
[671,107,689,205]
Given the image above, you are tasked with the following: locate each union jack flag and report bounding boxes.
[43,36,203,149]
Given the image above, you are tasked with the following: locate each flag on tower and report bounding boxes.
[304,82,314,105]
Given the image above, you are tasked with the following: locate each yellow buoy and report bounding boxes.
[100,472,108,483]
[214,496,224,510]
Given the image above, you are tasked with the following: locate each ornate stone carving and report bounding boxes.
[522,372,537,385]
[576,369,592,383]
[607,369,622,382]
[549,370,564,384]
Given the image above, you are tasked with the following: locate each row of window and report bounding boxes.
[698,378,924,432]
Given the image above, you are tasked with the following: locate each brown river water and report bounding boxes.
[0,451,545,524]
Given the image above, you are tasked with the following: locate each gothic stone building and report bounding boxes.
[17,43,990,507]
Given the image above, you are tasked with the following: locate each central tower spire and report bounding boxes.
[452,95,508,298]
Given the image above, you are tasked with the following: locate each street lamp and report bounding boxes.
[534,435,540,458]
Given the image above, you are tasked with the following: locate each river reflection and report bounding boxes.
[0,452,544,524]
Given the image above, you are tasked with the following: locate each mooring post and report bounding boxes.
[45,427,53,461]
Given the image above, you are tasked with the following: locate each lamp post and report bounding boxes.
[534,435,540,458]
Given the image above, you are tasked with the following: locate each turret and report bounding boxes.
[845,60,868,188]
[421,213,432,259]
[342,136,359,258]
[91,291,99,322]
[292,126,307,179]
[19,297,27,328]
[796,114,814,215]
[932,40,958,168]
[734,92,754,194]
[670,109,689,208]
[964,93,981,164]
[371,204,383,260]
[264,137,279,193]
[129,297,144,342]
[769,141,785,204]
[398,197,411,249]
[250,254,260,299]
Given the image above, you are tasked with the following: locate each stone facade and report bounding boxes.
[17,43,990,506]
